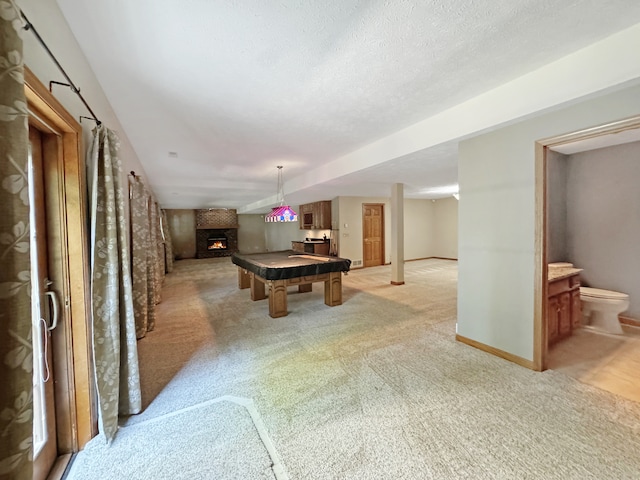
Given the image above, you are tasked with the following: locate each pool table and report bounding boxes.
[231,250,352,318]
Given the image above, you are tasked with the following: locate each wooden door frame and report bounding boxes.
[362,203,385,267]
[25,67,95,452]
[533,114,640,371]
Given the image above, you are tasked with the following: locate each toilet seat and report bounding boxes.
[580,287,628,300]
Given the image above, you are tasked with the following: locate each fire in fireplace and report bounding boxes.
[207,235,228,250]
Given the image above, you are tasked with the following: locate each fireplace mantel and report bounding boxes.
[196,224,239,230]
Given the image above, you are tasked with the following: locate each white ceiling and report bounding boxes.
[56,0,640,212]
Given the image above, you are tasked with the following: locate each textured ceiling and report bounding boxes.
[56,0,640,211]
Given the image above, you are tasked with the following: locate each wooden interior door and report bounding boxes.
[363,204,384,267]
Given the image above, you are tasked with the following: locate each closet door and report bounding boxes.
[363,204,384,267]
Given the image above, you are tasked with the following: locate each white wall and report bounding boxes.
[336,196,456,265]
[265,221,300,252]
[547,150,569,262]
[20,0,149,188]
[432,197,458,259]
[458,84,640,362]
[238,214,267,254]
[404,199,435,260]
[565,141,640,318]
[337,196,391,266]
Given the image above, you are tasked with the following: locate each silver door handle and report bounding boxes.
[45,290,59,331]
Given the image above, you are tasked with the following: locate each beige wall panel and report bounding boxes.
[166,209,196,259]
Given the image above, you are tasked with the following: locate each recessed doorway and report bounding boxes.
[535,114,640,403]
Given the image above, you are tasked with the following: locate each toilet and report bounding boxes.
[580,287,629,335]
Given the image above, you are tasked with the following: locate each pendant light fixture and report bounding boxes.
[264,166,297,222]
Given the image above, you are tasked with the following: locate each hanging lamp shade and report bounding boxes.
[265,205,297,222]
[265,166,297,223]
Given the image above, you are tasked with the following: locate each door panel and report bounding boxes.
[363,204,384,267]
[30,127,57,480]
[25,67,95,467]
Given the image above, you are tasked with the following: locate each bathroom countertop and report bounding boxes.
[548,267,583,282]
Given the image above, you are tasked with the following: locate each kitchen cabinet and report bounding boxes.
[299,201,331,230]
[547,271,581,345]
[291,241,330,255]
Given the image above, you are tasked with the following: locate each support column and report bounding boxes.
[391,183,405,285]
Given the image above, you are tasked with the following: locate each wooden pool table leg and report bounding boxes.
[268,280,288,318]
[238,267,251,289]
[250,274,266,301]
[324,271,343,306]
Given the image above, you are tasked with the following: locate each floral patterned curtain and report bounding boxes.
[89,126,141,441]
[0,1,32,478]
[150,200,163,302]
[161,209,174,274]
[130,177,163,338]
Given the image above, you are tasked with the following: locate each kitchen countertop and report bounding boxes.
[548,267,583,282]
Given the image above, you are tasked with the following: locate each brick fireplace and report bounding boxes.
[196,209,239,258]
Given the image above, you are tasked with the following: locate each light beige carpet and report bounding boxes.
[68,258,640,479]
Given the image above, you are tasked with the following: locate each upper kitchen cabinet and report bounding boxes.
[300,201,332,230]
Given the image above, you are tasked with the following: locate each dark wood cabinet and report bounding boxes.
[291,241,329,255]
[299,201,331,230]
[547,272,581,345]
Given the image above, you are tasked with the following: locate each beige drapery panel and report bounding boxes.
[161,209,174,273]
[151,200,164,296]
[0,1,32,477]
[89,126,141,441]
[130,177,163,338]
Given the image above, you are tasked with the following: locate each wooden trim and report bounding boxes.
[403,257,458,262]
[196,224,239,229]
[538,115,640,148]
[390,281,405,285]
[25,67,95,452]
[535,114,640,373]
[533,141,546,372]
[46,454,73,480]
[620,315,640,328]
[456,335,536,370]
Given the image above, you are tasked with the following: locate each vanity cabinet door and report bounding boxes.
[548,295,560,344]
[557,292,572,338]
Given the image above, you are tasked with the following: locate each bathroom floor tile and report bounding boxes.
[548,325,640,404]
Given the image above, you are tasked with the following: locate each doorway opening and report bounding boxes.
[26,67,94,479]
[535,115,640,404]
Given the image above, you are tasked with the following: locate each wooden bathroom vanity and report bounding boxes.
[547,267,582,345]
